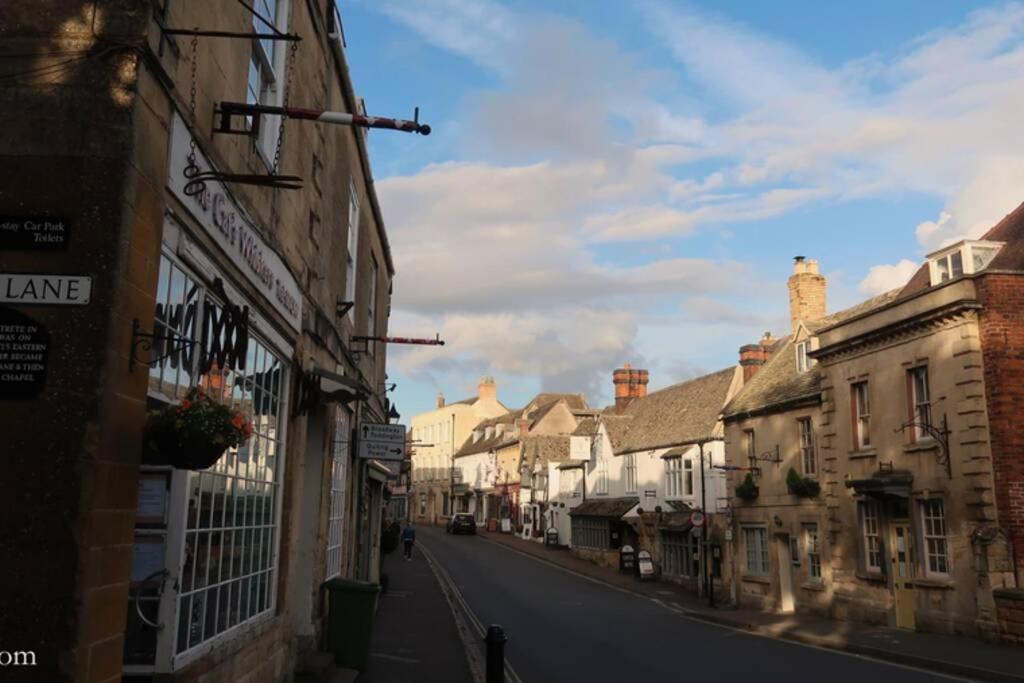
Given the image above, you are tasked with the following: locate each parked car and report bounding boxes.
[446,513,476,535]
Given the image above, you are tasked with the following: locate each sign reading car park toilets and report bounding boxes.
[358,422,406,461]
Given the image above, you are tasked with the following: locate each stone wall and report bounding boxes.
[995,588,1024,645]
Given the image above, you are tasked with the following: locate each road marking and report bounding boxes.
[473,534,981,683]
[420,538,524,683]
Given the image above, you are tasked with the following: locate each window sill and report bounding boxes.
[855,571,886,584]
[913,577,955,590]
[904,440,939,454]
[801,581,826,592]
[742,574,771,585]
[848,448,878,459]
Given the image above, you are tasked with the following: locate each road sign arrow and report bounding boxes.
[362,426,369,438]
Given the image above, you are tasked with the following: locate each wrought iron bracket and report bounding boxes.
[894,414,952,478]
[130,318,200,373]
[336,299,354,318]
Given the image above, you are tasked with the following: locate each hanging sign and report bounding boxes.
[0,307,49,399]
[167,113,302,332]
[0,216,70,250]
[357,422,406,461]
[0,273,91,306]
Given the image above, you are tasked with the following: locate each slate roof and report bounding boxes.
[898,200,1024,300]
[612,368,736,454]
[723,290,901,420]
[569,496,639,518]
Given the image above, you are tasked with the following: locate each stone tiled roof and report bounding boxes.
[898,200,1024,300]
[569,496,639,519]
[613,368,736,454]
[454,393,587,458]
[724,290,901,420]
[571,418,599,437]
[522,435,571,469]
[602,415,634,452]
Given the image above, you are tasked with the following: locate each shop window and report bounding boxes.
[662,531,700,578]
[571,517,610,550]
[744,526,769,576]
[919,499,950,576]
[326,409,350,579]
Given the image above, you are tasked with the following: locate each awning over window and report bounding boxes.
[314,366,370,404]
[845,472,912,498]
[569,497,639,519]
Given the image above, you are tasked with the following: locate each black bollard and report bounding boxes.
[484,624,507,683]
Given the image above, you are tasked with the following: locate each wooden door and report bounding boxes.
[890,521,916,630]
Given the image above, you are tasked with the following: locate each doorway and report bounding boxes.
[890,520,916,630]
[775,533,795,613]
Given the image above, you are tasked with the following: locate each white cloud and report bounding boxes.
[859,259,920,296]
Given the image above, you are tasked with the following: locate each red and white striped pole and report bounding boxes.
[215,101,431,135]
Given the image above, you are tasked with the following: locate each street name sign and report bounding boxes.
[1,273,92,306]
[358,422,406,461]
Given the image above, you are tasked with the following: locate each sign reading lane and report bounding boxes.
[1,273,92,306]
[358,422,406,461]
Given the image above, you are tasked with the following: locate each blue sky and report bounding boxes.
[339,1,1024,417]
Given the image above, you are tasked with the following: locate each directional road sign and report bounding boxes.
[358,422,406,461]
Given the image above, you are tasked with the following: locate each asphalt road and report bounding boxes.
[419,526,956,683]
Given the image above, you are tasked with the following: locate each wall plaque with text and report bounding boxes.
[0,307,49,399]
[0,216,70,250]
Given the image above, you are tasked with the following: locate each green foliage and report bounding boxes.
[787,467,821,498]
[735,472,759,500]
[146,387,252,455]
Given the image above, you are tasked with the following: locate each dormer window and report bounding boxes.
[796,340,811,373]
[473,429,483,443]
[928,240,1004,286]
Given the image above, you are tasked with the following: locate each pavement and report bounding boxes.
[472,527,1024,683]
[355,542,475,683]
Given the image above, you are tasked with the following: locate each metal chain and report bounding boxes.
[188,31,199,162]
[272,41,298,175]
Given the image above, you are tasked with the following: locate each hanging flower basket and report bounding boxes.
[735,473,759,501]
[145,388,253,470]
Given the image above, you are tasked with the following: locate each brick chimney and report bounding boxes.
[436,392,445,409]
[789,256,827,333]
[478,376,496,402]
[738,332,778,383]
[613,363,650,415]
[517,418,530,438]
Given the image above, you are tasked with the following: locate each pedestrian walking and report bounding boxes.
[401,523,416,561]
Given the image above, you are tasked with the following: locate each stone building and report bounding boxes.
[408,377,506,525]
[1,2,408,680]
[723,259,899,615]
[723,211,1024,639]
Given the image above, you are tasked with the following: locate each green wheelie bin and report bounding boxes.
[324,578,381,670]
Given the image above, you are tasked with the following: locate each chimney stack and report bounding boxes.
[478,376,496,402]
[517,418,530,438]
[739,332,778,384]
[436,392,445,409]
[612,362,650,415]
[788,256,826,333]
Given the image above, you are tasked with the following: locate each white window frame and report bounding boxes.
[804,523,821,581]
[594,453,608,495]
[684,458,694,496]
[665,457,684,499]
[345,179,360,322]
[326,408,350,579]
[366,254,378,341]
[744,526,769,576]
[908,366,932,442]
[860,501,883,574]
[798,417,816,476]
[624,453,637,493]
[796,340,811,373]
[852,381,871,450]
[138,250,291,674]
[246,0,290,165]
[919,499,951,577]
[927,240,1005,286]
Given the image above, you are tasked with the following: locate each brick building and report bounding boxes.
[1,2,408,680]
